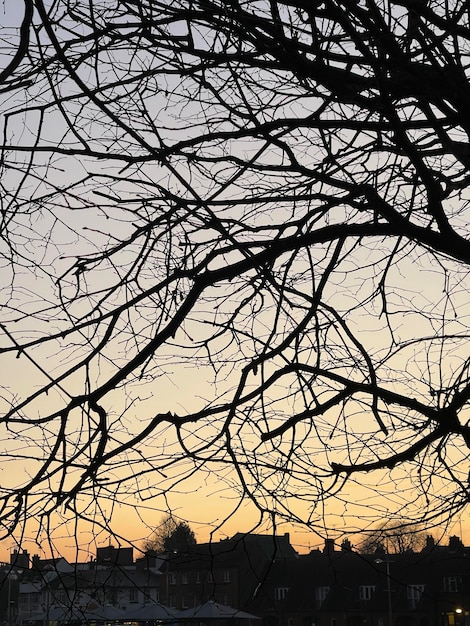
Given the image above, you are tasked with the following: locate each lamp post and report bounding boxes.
[7,572,18,626]
[375,559,393,626]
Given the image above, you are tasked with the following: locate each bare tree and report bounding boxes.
[142,515,197,555]
[358,522,428,554]
[1,0,470,552]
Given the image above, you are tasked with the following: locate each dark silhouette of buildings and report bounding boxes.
[4,533,470,626]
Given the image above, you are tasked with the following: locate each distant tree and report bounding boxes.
[143,516,197,554]
[359,523,428,554]
[2,0,470,550]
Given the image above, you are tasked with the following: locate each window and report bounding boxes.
[182,572,189,585]
[315,587,330,608]
[223,570,231,583]
[275,587,289,601]
[182,595,189,609]
[55,590,68,605]
[359,586,376,601]
[443,577,461,592]
[30,593,40,607]
[407,585,424,608]
[129,588,138,603]
[169,572,177,585]
[195,572,201,584]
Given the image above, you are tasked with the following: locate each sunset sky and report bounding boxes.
[1,0,470,569]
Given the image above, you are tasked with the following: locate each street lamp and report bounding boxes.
[7,572,18,626]
[375,559,393,626]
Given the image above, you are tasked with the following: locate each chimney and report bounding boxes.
[10,549,29,569]
[323,538,335,555]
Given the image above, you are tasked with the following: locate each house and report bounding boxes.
[248,536,470,626]
[0,562,23,625]
[157,533,298,610]
[7,532,470,626]
[16,547,160,625]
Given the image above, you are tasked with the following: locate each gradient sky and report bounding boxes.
[1,0,470,568]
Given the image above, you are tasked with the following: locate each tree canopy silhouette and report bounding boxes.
[358,522,428,554]
[143,515,197,555]
[1,0,470,550]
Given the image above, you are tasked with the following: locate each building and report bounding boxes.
[5,533,470,626]
[16,547,160,625]
[159,533,298,610]
[248,536,470,626]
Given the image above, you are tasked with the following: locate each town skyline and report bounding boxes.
[5,530,470,626]
[2,511,470,565]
